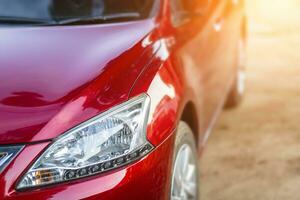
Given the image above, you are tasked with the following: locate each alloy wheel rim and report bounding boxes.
[237,39,246,96]
[171,144,197,200]
[237,69,246,96]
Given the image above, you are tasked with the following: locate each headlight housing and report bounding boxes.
[18,94,153,189]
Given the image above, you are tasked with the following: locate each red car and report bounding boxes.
[0,0,246,199]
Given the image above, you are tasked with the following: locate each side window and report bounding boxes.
[171,0,211,26]
[170,0,190,26]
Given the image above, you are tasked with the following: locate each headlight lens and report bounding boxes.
[18,94,153,189]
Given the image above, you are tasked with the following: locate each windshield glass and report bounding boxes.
[0,0,157,25]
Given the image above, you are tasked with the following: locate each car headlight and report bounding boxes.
[17,94,153,189]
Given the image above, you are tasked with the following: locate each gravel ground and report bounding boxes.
[201,0,300,199]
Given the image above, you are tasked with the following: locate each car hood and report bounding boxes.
[0,20,156,144]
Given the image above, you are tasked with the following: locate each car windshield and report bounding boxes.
[0,0,158,25]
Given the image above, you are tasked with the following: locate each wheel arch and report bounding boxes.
[180,101,200,147]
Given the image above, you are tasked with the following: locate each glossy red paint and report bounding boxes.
[1,134,175,200]
[0,0,245,199]
[0,19,159,144]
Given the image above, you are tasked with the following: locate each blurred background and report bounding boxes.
[201,0,300,199]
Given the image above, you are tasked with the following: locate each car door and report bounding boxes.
[171,0,236,134]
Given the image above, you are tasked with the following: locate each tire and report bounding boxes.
[225,38,246,109]
[170,121,199,200]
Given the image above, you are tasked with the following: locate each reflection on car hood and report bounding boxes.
[0,20,155,144]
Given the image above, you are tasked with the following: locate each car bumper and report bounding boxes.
[1,133,175,200]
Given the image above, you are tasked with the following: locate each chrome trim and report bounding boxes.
[0,146,24,173]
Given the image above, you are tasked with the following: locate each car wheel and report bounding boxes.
[170,121,199,200]
[225,39,246,108]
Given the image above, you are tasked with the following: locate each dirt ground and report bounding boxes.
[201,0,300,199]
